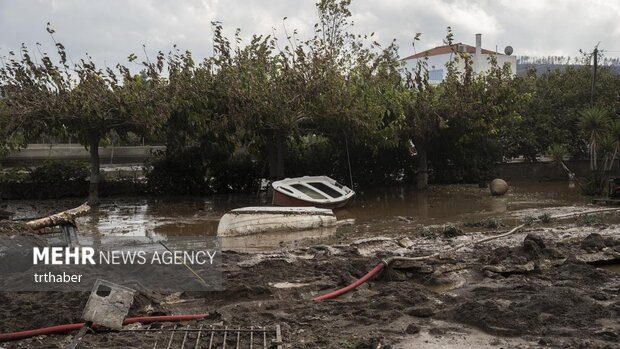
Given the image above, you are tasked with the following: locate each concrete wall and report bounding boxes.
[495,160,620,182]
[0,144,165,166]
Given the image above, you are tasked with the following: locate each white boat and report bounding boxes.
[271,176,355,209]
[220,226,337,252]
[216,206,337,237]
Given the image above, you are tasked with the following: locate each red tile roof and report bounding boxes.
[402,43,499,60]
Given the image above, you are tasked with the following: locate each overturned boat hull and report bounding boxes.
[216,206,337,237]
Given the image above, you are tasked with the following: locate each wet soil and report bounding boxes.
[1,209,619,348]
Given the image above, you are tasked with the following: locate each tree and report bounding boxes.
[0,99,27,157]
[211,26,308,180]
[0,25,170,204]
[578,106,611,171]
[505,65,620,161]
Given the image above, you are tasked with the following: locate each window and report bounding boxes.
[428,69,443,81]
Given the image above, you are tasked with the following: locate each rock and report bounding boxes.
[544,247,564,259]
[489,179,509,196]
[523,234,545,259]
[488,246,511,264]
[581,233,606,252]
[405,323,421,334]
[398,237,415,249]
[405,306,436,317]
[525,234,546,249]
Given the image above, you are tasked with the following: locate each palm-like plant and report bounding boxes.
[577,106,610,170]
[598,135,616,171]
[547,143,571,175]
[607,120,620,171]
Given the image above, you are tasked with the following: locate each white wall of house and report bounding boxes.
[404,53,517,85]
[473,54,517,76]
[403,34,517,85]
[403,54,452,85]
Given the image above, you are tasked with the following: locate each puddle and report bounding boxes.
[597,262,620,273]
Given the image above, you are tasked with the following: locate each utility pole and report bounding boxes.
[590,46,599,105]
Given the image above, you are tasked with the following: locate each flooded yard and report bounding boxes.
[1,181,619,348]
[1,181,591,251]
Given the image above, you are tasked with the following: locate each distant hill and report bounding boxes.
[515,55,620,76]
[516,63,620,76]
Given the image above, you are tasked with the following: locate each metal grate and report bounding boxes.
[122,324,283,349]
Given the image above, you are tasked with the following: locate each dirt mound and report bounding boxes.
[449,283,609,336]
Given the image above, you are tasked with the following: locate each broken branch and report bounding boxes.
[26,203,91,230]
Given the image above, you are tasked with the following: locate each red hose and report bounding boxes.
[0,314,207,342]
[313,261,387,301]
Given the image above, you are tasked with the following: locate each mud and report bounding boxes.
[1,209,619,348]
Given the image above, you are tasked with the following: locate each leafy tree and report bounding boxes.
[506,66,620,161]
[0,25,170,204]
[0,99,27,157]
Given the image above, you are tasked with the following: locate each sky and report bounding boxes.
[1,0,620,70]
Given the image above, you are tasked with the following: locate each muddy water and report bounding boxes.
[598,263,620,273]
[1,181,589,252]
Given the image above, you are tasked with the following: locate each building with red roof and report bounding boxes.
[402,34,517,84]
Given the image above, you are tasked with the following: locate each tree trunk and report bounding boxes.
[267,131,285,180]
[88,132,101,206]
[416,144,429,190]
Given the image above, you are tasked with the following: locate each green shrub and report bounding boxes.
[523,216,535,226]
[145,148,209,195]
[0,167,28,183]
[442,225,464,238]
[145,146,260,195]
[481,218,500,229]
[207,152,260,193]
[28,160,89,183]
[580,174,607,196]
[538,213,552,223]
[581,215,600,226]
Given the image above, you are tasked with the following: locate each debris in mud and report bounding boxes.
[82,280,135,330]
[464,217,503,229]
[489,178,509,196]
[441,225,464,238]
[405,323,420,334]
[0,221,34,235]
[2,207,620,348]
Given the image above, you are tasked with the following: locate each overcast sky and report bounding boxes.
[1,0,620,70]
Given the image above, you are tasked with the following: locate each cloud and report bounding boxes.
[0,0,619,70]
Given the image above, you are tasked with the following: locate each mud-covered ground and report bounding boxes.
[1,209,619,349]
